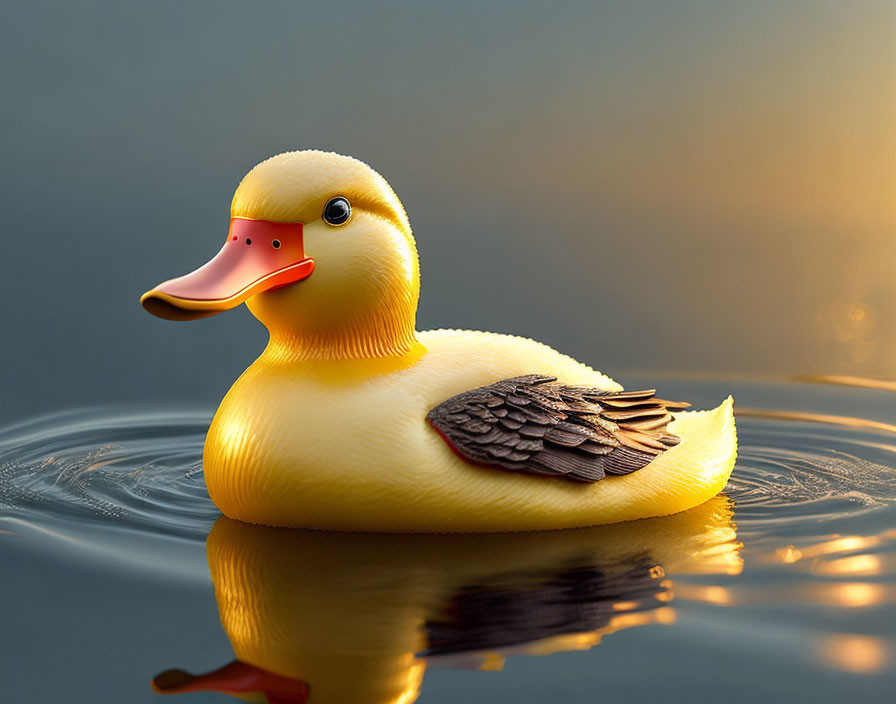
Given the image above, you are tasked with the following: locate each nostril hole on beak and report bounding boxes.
[245,238,252,245]
[272,239,281,249]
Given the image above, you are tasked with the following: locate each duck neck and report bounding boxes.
[264,313,421,365]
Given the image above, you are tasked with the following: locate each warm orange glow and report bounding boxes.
[817,301,877,344]
[675,523,743,576]
[814,554,882,577]
[671,582,894,609]
[666,581,894,609]
[676,584,735,607]
[777,545,803,563]
[395,660,427,704]
[771,535,884,564]
[530,605,679,657]
[824,583,886,609]
[527,632,602,656]
[609,606,678,630]
[737,409,896,435]
[821,537,880,555]
[654,607,677,625]
[724,563,744,577]
[477,653,506,672]
[612,601,641,612]
[798,375,896,392]
[818,635,890,674]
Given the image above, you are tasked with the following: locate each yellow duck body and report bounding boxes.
[206,329,735,531]
[142,150,737,532]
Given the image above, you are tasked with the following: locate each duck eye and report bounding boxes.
[323,196,351,226]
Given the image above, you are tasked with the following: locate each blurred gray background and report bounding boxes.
[2,0,894,423]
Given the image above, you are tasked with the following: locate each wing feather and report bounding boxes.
[427,375,688,483]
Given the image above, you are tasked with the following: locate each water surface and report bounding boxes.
[1,378,895,703]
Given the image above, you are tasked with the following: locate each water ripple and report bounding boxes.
[0,405,895,546]
[728,416,896,530]
[0,408,217,542]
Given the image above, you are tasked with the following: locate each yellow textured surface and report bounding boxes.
[206,498,740,704]
[205,328,737,531]
[156,150,737,531]
[238,151,419,360]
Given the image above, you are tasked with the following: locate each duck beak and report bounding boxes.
[151,660,309,703]
[141,218,315,321]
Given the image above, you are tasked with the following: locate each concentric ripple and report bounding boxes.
[0,402,895,546]
[0,408,217,542]
[729,414,896,531]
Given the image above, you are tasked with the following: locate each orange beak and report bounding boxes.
[152,660,309,703]
[141,218,315,321]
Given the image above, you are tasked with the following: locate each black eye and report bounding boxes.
[323,196,351,226]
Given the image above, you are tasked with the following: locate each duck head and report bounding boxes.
[141,150,420,360]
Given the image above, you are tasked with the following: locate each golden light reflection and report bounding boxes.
[814,554,882,577]
[675,584,735,607]
[737,409,896,435]
[790,582,895,609]
[152,497,739,704]
[610,607,678,630]
[771,533,895,579]
[654,607,677,625]
[824,537,881,554]
[818,635,890,674]
[477,654,506,672]
[823,583,886,609]
[669,581,895,609]
[656,590,675,603]
[777,546,803,563]
[511,607,678,659]
[798,374,896,392]
[775,536,883,563]
[817,301,877,344]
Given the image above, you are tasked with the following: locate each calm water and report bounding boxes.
[2,377,895,703]
[3,3,894,701]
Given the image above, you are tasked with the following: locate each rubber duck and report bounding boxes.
[152,499,741,704]
[141,150,737,531]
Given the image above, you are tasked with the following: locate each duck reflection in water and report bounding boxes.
[152,497,741,704]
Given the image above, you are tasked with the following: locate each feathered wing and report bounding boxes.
[426,374,689,482]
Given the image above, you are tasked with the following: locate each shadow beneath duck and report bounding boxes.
[152,497,741,704]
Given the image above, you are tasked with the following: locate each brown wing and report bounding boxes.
[426,375,689,483]
[423,557,663,657]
